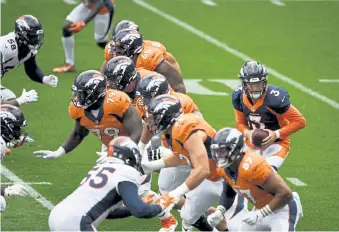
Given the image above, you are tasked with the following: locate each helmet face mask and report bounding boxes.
[239,61,268,100]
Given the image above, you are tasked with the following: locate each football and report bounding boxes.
[251,129,269,147]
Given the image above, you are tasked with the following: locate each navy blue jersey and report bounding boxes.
[232,85,291,131]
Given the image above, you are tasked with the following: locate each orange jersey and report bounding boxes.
[144,40,181,73]
[69,89,131,146]
[81,0,115,14]
[161,114,220,181]
[217,151,276,208]
[104,41,181,73]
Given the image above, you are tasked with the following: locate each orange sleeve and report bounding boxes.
[137,47,164,71]
[234,109,249,135]
[68,102,79,120]
[104,42,114,61]
[173,116,203,144]
[109,91,131,118]
[278,105,306,139]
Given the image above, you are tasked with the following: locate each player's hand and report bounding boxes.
[69,21,85,33]
[242,210,264,226]
[34,147,66,159]
[16,89,38,105]
[156,193,175,214]
[245,129,254,143]
[207,206,225,227]
[7,135,34,148]
[261,129,277,147]
[4,184,29,198]
[42,75,58,87]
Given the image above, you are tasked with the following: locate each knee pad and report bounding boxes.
[62,23,73,37]
[97,41,108,49]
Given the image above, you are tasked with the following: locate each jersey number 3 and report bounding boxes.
[80,167,116,189]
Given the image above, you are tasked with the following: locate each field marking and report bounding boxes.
[271,0,285,6]
[134,0,339,110]
[1,164,55,210]
[201,0,217,6]
[63,0,77,5]
[286,178,307,186]
[319,79,339,83]
[2,182,53,185]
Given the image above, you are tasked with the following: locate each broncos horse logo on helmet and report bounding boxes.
[239,60,268,100]
[71,70,107,109]
[103,56,137,91]
[146,95,182,135]
[110,29,143,58]
[137,73,170,106]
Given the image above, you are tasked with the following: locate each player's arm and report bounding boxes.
[122,105,143,143]
[275,105,306,139]
[232,89,251,140]
[117,181,162,218]
[24,56,58,87]
[155,60,186,93]
[138,123,153,154]
[34,120,89,159]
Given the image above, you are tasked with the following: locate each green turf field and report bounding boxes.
[1,0,339,231]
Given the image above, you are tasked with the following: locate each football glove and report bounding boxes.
[69,21,85,33]
[42,75,58,87]
[207,206,226,227]
[34,147,66,159]
[16,89,38,105]
[7,135,34,148]
[242,205,272,226]
[4,184,29,197]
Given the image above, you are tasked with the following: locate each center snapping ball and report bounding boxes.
[251,129,269,147]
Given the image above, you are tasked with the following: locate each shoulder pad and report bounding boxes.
[68,102,81,120]
[265,85,290,114]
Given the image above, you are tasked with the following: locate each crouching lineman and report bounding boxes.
[0,105,30,212]
[207,128,303,231]
[1,15,58,106]
[141,95,223,231]
[49,136,173,231]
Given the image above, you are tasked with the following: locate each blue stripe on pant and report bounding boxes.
[288,199,298,231]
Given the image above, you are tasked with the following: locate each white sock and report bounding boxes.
[62,36,75,65]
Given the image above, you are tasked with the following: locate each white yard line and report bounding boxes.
[201,0,217,6]
[63,0,77,5]
[319,79,339,83]
[133,0,339,110]
[271,0,285,6]
[286,178,307,186]
[2,182,53,185]
[1,165,55,210]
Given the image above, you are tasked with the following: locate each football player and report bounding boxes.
[110,20,182,74]
[232,61,306,170]
[0,105,30,213]
[0,15,58,105]
[34,70,142,159]
[48,136,173,231]
[103,29,185,93]
[0,104,33,159]
[141,95,223,232]
[53,0,115,73]
[102,57,179,232]
[207,128,303,231]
